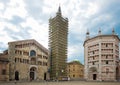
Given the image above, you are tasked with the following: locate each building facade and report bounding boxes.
[0,51,9,81]
[84,29,120,81]
[8,39,49,81]
[49,6,68,80]
[67,61,84,80]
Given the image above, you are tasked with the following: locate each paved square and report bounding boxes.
[0,81,120,85]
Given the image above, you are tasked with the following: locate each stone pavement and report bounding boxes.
[0,81,120,85]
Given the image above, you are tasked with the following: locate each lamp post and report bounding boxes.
[61,69,64,80]
[61,69,64,76]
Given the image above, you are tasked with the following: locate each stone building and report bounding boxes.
[7,39,49,81]
[0,50,9,81]
[67,61,84,80]
[49,6,68,80]
[83,29,120,81]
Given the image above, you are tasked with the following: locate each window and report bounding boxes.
[106,44,108,47]
[81,70,83,72]
[2,69,6,75]
[15,58,17,62]
[79,75,82,77]
[106,55,108,59]
[106,61,108,64]
[30,50,36,56]
[73,75,75,77]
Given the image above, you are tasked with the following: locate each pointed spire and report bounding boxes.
[86,29,90,39]
[56,5,62,16]
[112,27,115,35]
[58,5,61,13]
[86,29,89,35]
[98,28,101,35]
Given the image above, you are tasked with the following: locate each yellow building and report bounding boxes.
[67,61,84,80]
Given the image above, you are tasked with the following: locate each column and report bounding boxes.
[99,42,102,81]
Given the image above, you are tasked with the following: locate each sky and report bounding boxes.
[0,0,120,64]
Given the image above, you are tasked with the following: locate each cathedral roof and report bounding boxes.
[8,39,48,54]
[84,34,120,46]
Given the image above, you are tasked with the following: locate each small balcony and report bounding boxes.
[30,57,37,65]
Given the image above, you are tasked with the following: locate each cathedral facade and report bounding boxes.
[84,29,120,81]
[0,39,49,81]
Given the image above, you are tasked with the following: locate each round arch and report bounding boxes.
[29,67,37,80]
[30,50,36,56]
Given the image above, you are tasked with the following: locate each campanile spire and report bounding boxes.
[57,5,62,16]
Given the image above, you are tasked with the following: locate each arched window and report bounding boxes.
[30,50,36,56]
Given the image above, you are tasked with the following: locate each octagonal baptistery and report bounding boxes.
[8,39,49,81]
[83,29,120,81]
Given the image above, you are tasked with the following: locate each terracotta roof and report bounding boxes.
[67,61,83,65]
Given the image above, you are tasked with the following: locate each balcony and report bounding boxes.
[30,57,37,65]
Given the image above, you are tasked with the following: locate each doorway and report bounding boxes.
[44,73,47,80]
[30,72,34,80]
[30,67,36,80]
[116,67,119,81]
[93,74,97,80]
[15,71,19,81]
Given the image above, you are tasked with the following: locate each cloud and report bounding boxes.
[66,0,120,63]
[0,0,120,64]
[2,0,27,20]
[68,43,84,64]
[25,0,44,19]
[20,17,48,48]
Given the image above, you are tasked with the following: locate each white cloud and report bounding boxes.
[21,17,48,48]
[3,0,27,20]
[68,43,84,61]
[85,2,99,18]
[0,0,120,63]
[0,2,4,10]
